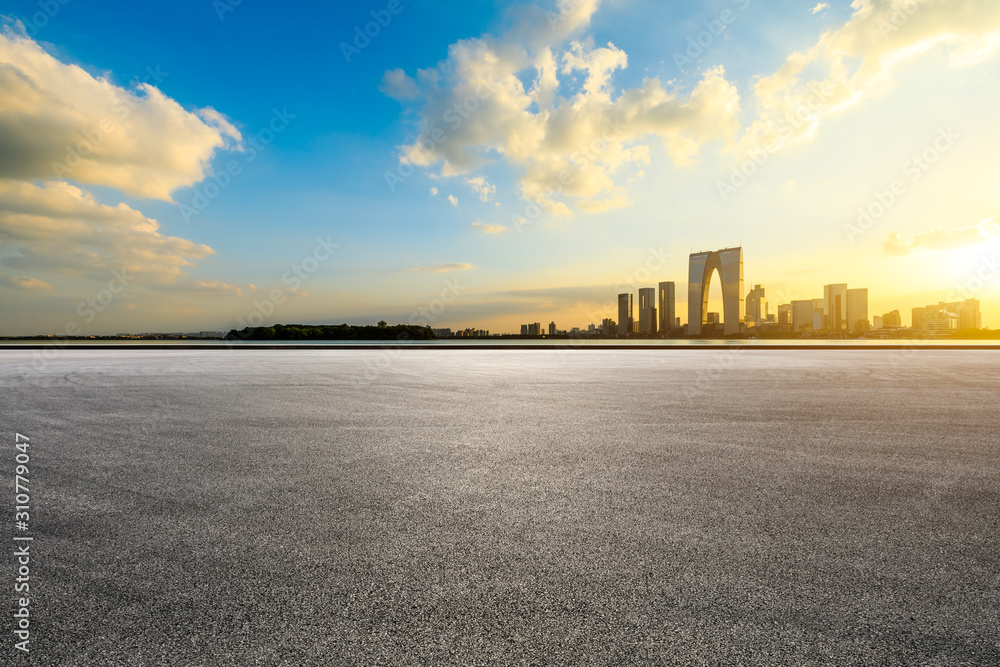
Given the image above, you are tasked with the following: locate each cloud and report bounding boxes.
[0,28,241,201]
[739,0,1000,157]
[883,218,999,255]
[0,179,216,282]
[380,67,420,99]
[0,274,53,291]
[384,0,741,218]
[811,3,829,14]
[465,176,496,202]
[471,221,506,234]
[405,263,474,273]
[430,186,439,196]
[448,194,459,208]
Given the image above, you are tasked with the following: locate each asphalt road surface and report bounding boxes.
[2,349,998,665]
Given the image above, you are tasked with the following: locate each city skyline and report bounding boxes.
[1,1,999,336]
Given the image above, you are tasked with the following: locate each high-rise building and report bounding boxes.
[658,281,676,333]
[520,324,528,335]
[601,318,615,335]
[823,284,848,330]
[617,293,633,336]
[527,322,541,336]
[882,310,902,328]
[913,299,980,331]
[846,288,869,333]
[791,300,814,332]
[638,287,657,334]
[548,322,556,336]
[777,303,791,325]
[872,315,883,329]
[707,312,721,324]
[745,284,768,325]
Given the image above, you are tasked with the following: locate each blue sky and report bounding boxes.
[1,0,999,335]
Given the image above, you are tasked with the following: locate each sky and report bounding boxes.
[1,0,999,336]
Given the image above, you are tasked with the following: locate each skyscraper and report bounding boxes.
[745,284,768,325]
[548,322,556,336]
[846,288,869,333]
[791,300,814,332]
[617,293,633,336]
[658,281,675,333]
[823,284,848,330]
[638,287,657,334]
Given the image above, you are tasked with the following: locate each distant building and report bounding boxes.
[520,324,528,335]
[872,316,883,329]
[777,304,791,325]
[791,300,815,332]
[200,331,224,339]
[707,312,720,324]
[658,281,676,333]
[924,309,959,332]
[528,322,541,336]
[638,287,657,334]
[432,328,453,338]
[914,299,980,331]
[617,293,633,336]
[548,321,556,336]
[846,288,869,333]
[745,284,768,325]
[882,310,902,328]
[601,318,616,335]
[824,283,848,330]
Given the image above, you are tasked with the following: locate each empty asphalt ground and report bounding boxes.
[2,348,999,666]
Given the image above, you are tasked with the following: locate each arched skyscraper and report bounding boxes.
[687,247,744,337]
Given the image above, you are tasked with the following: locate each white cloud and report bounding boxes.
[405,263,474,273]
[430,186,439,196]
[384,0,740,219]
[739,0,1000,157]
[0,274,53,291]
[380,67,420,99]
[0,28,241,201]
[471,221,506,234]
[465,176,496,202]
[884,218,999,255]
[811,3,829,15]
[448,194,459,208]
[0,179,216,283]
